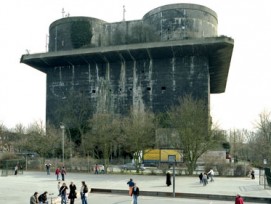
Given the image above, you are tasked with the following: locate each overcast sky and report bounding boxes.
[0,0,270,131]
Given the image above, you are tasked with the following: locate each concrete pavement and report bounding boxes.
[0,170,270,203]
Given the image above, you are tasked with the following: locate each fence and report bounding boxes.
[259,167,271,189]
[1,159,24,176]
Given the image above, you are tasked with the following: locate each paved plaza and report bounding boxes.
[0,170,270,203]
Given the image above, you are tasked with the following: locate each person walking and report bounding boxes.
[235,194,244,204]
[199,172,203,184]
[30,192,39,204]
[14,164,18,175]
[80,181,89,204]
[127,178,135,196]
[202,173,208,186]
[59,183,68,204]
[207,168,214,182]
[94,164,99,174]
[45,162,51,175]
[251,170,255,179]
[61,167,66,181]
[131,183,140,204]
[166,171,171,186]
[55,167,61,180]
[68,181,77,204]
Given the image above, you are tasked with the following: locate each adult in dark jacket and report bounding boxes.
[68,181,77,204]
[131,183,140,204]
[61,167,66,181]
[59,183,68,204]
[38,191,48,204]
[166,171,171,186]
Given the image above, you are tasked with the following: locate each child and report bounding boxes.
[58,181,61,196]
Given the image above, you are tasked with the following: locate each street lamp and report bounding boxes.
[60,124,65,166]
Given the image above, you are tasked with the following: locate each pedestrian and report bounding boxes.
[30,192,39,204]
[59,183,68,204]
[251,170,255,179]
[131,183,140,204]
[80,181,89,204]
[45,162,51,175]
[55,167,61,180]
[100,164,105,174]
[57,181,61,196]
[68,181,77,204]
[14,164,18,175]
[207,168,214,182]
[166,171,171,186]
[199,172,203,183]
[38,191,48,204]
[202,173,208,186]
[61,166,66,181]
[94,164,99,174]
[127,178,135,196]
[235,194,244,204]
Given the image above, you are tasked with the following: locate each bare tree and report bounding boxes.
[122,110,156,172]
[54,90,93,155]
[86,113,121,173]
[168,95,215,175]
[249,111,271,166]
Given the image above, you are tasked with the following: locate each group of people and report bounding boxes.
[30,191,48,204]
[44,162,66,181]
[127,178,140,204]
[55,166,66,181]
[57,181,89,204]
[58,181,89,204]
[199,168,215,186]
[30,181,89,204]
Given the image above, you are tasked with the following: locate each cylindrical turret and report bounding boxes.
[48,16,107,52]
[143,3,218,41]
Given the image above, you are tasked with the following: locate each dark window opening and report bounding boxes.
[92,90,96,93]
[147,87,151,91]
[161,86,166,90]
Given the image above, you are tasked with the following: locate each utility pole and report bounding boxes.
[60,124,65,166]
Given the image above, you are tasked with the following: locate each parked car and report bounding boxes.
[120,163,145,171]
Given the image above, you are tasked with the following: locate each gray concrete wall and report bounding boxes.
[46,55,209,125]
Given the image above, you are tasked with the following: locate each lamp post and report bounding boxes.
[168,155,176,197]
[60,124,65,166]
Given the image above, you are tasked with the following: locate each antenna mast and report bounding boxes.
[62,8,65,18]
[123,5,126,21]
